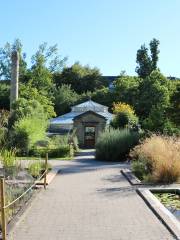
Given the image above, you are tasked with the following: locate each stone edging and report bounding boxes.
[121,169,142,185]
[137,188,180,240]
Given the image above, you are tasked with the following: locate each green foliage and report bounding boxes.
[96,128,139,161]
[0,82,10,109]
[111,111,138,129]
[28,161,41,177]
[131,160,148,180]
[31,42,66,73]
[0,109,9,147]
[0,39,27,81]
[92,87,114,108]
[31,135,76,158]
[138,70,170,117]
[0,148,16,168]
[13,116,47,154]
[54,84,79,115]
[136,38,160,78]
[53,62,106,94]
[111,102,139,129]
[114,73,141,109]
[48,135,73,158]
[9,98,47,127]
[20,84,56,118]
[48,145,72,158]
[168,81,180,126]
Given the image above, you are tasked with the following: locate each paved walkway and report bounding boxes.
[9,150,174,240]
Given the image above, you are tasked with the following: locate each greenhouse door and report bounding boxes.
[84,126,95,148]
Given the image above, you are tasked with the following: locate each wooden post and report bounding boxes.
[44,153,48,189]
[0,178,6,240]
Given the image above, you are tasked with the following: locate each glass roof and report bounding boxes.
[50,100,113,125]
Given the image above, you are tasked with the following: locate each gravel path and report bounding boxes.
[8,150,174,240]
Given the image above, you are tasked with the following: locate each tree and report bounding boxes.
[27,43,66,95]
[54,84,79,115]
[168,81,180,126]
[53,62,106,94]
[0,39,27,81]
[150,38,160,70]
[114,72,141,110]
[138,70,170,118]
[20,83,56,118]
[91,87,114,108]
[136,38,160,78]
[8,98,47,128]
[31,42,66,73]
[0,82,10,110]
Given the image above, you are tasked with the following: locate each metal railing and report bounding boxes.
[0,153,48,240]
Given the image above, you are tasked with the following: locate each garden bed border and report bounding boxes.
[137,188,180,240]
[121,169,142,185]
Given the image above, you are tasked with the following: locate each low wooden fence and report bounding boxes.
[0,153,48,240]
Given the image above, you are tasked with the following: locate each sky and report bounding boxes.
[0,0,180,77]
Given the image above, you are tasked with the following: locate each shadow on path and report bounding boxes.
[54,149,130,175]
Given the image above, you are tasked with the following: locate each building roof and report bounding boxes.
[50,100,113,125]
[71,99,108,112]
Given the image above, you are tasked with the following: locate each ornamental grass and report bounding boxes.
[131,135,180,183]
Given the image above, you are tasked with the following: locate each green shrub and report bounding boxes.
[48,145,71,158]
[28,161,52,178]
[131,160,148,180]
[28,134,76,159]
[28,161,41,178]
[111,111,138,129]
[50,135,69,146]
[95,128,139,161]
[13,116,47,154]
[0,149,16,168]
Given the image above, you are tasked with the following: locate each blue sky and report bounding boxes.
[0,0,180,76]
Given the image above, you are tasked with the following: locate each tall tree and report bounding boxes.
[150,38,160,70]
[136,38,160,78]
[29,42,67,93]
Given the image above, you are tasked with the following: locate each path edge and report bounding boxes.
[137,188,180,240]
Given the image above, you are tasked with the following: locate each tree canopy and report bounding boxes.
[136,38,160,78]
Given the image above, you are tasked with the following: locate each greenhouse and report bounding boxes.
[49,100,113,147]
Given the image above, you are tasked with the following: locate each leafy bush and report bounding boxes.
[131,160,148,180]
[28,161,52,178]
[31,135,75,158]
[0,110,9,148]
[13,116,47,154]
[50,135,69,146]
[0,149,16,168]
[48,145,71,158]
[130,135,180,183]
[111,111,138,129]
[111,102,139,129]
[96,128,139,161]
[28,161,41,178]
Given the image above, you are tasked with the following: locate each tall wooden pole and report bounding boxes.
[44,153,48,189]
[0,178,6,240]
